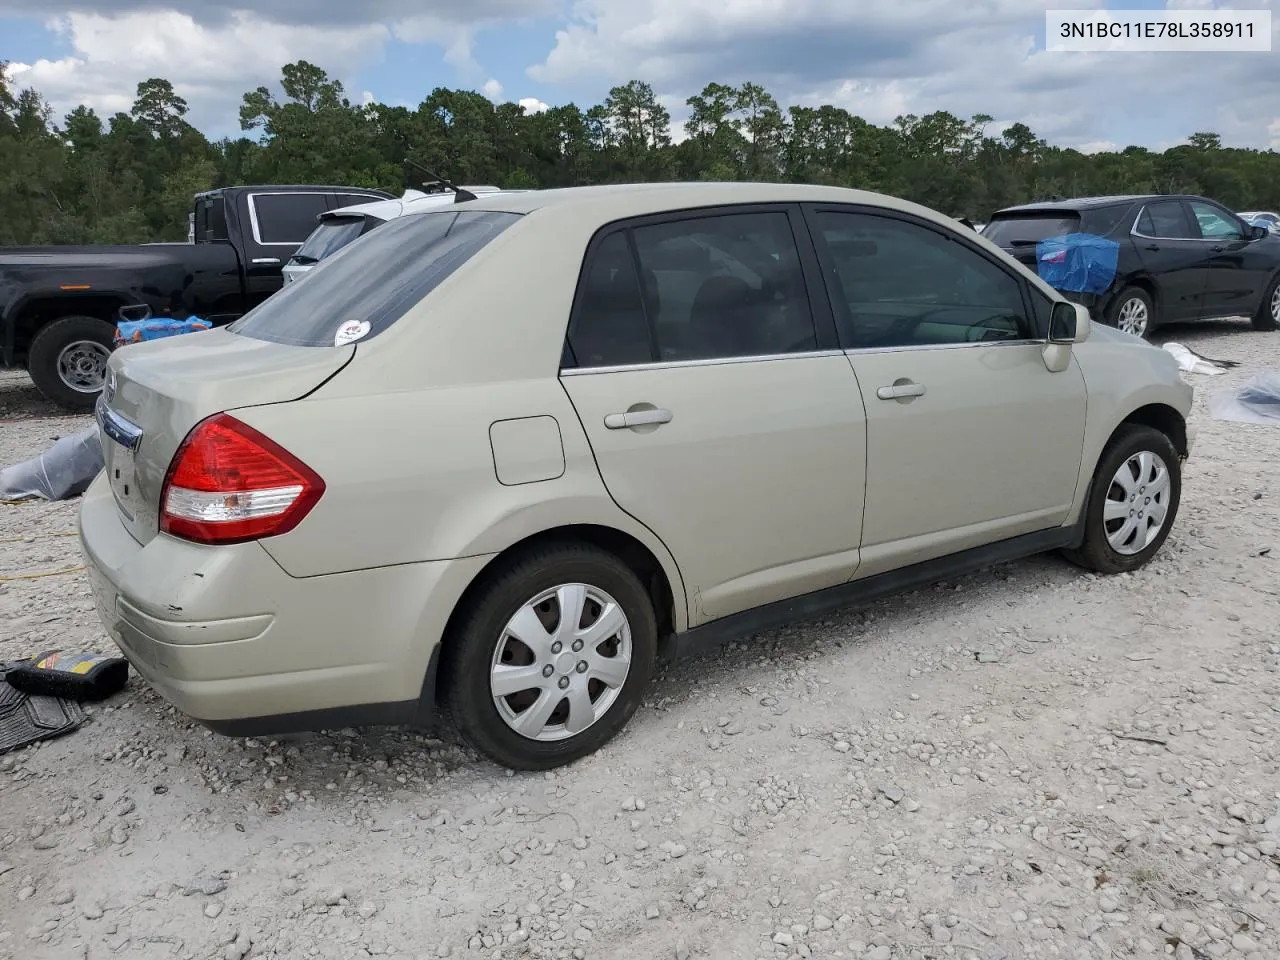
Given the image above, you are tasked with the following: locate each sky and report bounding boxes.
[1,0,1278,152]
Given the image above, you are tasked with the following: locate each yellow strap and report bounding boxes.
[0,564,86,582]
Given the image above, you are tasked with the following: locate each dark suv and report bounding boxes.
[984,195,1280,338]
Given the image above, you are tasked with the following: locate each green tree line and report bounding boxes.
[2,59,1278,246]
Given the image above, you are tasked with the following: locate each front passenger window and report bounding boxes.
[1189,201,1244,241]
[814,211,1031,349]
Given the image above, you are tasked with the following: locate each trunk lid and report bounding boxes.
[97,328,352,545]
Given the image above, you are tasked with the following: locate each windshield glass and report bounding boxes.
[293,216,369,264]
[229,210,521,347]
[982,213,1080,246]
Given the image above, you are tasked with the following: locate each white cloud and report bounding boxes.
[518,96,549,113]
[528,0,1280,149]
[1076,140,1118,155]
[8,11,389,135]
[483,77,504,101]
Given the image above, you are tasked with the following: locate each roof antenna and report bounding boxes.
[404,158,478,203]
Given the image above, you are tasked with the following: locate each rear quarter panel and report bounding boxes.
[232,377,691,631]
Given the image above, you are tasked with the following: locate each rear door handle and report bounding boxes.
[1143,244,1160,252]
[1211,245,1225,253]
[876,382,926,401]
[604,408,673,429]
[252,257,281,265]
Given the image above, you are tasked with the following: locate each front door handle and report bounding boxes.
[1143,244,1160,252]
[604,408,673,429]
[252,257,281,265]
[876,382,926,401]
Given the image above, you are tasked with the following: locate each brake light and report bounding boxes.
[160,414,325,545]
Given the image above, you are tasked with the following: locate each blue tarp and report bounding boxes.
[1035,233,1120,296]
[114,316,211,346]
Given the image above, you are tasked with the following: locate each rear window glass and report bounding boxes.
[229,210,520,347]
[982,214,1080,247]
[293,216,370,264]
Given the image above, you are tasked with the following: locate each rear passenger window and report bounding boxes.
[338,193,381,209]
[1138,201,1195,240]
[814,211,1030,349]
[250,193,330,244]
[633,211,816,361]
[565,210,819,368]
[566,232,654,368]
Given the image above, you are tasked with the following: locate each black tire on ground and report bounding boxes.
[1062,424,1181,575]
[1252,273,1280,331]
[441,543,658,771]
[27,315,116,411]
[1106,287,1156,340]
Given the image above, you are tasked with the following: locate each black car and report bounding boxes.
[0,184,391,410]
[983,195,1280,339]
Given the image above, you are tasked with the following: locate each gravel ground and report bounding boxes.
[1,320,1279,960]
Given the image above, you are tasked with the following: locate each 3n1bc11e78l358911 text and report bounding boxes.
[1046,9,1272,52]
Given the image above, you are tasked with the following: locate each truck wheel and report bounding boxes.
[27,316,116,411]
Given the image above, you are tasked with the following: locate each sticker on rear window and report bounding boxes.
[334,320,371,346]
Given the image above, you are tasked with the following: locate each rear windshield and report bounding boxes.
[229,210,521,347]
[293,216,369,264]
[982,213,1081,247]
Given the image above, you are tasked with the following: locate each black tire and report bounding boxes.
[27,315,116,411]
[1063,424,1181,575]
[1252,273,1280,331]
[1106,287,1156,340]
[441,543,658,771]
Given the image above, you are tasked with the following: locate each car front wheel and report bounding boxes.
[442,544,658,770]
[1063,424,1181,575]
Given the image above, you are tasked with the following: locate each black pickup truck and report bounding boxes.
[0,183,392,410]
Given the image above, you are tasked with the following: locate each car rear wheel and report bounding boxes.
[1108,288,1155,339]
[1063,424,1181,575]
[442,544,658,770]
[27,315,116,411]
[1252,273,1280,331]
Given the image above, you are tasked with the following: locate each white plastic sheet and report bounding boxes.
[1162,342,1238,376]
[1208,372,1280,424]
[0,426,103,501]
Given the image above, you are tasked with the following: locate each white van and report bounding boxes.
[282,186,509,284]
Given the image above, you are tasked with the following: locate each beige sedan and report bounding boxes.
[80,183,1193,770]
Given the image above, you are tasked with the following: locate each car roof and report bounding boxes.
[443,181,950,224]
[992,194,1225,216]
[195,185,392,201]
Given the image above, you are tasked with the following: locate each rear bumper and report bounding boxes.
[77,473,492,732]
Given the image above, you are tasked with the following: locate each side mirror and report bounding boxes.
[1049,300,1091,343]
[1252,224,1269,241]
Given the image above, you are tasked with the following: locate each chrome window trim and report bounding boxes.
[1131,201,1245,243]
[560,349,844,376]
[560,339,1041,376]
[843,338,1040,356]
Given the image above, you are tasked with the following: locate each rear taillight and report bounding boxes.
[160,414,324,545]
